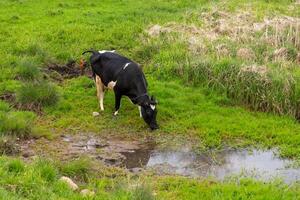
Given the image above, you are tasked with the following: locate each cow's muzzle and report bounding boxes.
[150,123,159,130]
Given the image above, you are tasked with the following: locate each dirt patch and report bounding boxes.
[44,59,91,81]
[17,133,155,168]
[0,92,43,114]
[0,93,15,104]
[0,137,20,155]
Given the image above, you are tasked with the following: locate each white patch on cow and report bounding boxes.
[98,50,116,54]
[138,106,142,118]
[107,81,117,90]
[114,110,119,116]
[150,104,156,110]
[123,62,130,70]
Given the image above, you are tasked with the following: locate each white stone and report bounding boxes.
[92,111,100,117]
[59,176,78,191]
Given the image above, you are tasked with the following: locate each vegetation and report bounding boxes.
[0,157,299,199]
[0,0,300,199]
[175,59,300,119]
[15,59,41,81]
[16,81,59,110]
[0,111,36,137]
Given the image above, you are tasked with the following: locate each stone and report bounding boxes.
[130,167,144,174]
[59,176,78,191]
[80,189,95,197]
[92,111,100,117]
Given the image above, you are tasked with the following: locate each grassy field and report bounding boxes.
[1,0,300,199]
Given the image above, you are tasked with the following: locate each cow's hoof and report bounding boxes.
[113,111,119,116]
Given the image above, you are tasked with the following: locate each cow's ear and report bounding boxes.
[90,53,101,64]
[150,96,158,105]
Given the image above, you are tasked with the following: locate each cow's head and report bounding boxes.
[141,96,158,130]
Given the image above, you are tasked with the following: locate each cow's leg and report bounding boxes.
[138,106,142,118]
[95,75,104,111]
[114,92,121,116]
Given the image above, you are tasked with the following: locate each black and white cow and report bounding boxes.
[82,50,159,130]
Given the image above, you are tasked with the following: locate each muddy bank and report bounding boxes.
[18,133,155,168]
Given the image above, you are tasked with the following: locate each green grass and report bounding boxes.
[0,111,36,137]
[15,58,41,81]
[172,58,300,119]
[1,0,300,199]
[0,156,299,200]
[16,81,59,109]
[58,157,93,182]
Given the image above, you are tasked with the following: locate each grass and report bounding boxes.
[15,59,41,81]
[0,0,300,199]
[0,156,299,200]
[132,184,155,200]
[0,111,36,137]
[58,157,93,182]
[16,81,59,110]
[173,58,300,119]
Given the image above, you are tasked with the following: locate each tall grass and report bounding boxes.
[0,111,36,137]
[173,58,300,120]
[58,157,92,182]
[16,81,59,110]
[132,184,155,200]
[15,59,41,81]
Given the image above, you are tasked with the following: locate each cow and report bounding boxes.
[82,50,159,130]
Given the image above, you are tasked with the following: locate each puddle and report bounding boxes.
[144,148,300,183]
[17,134,300,183]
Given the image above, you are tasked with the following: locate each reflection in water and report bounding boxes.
[126,148,300,183]
[122,148,153,168]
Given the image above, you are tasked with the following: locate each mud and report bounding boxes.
[45,59,92,81]
[0,93,15,105]
[16,134,300,183]
[18,133,154,167]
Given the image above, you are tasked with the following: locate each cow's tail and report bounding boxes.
[82,50,98,55]
[80,50,97,74]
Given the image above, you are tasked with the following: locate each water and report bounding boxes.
[124,147,300,183]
